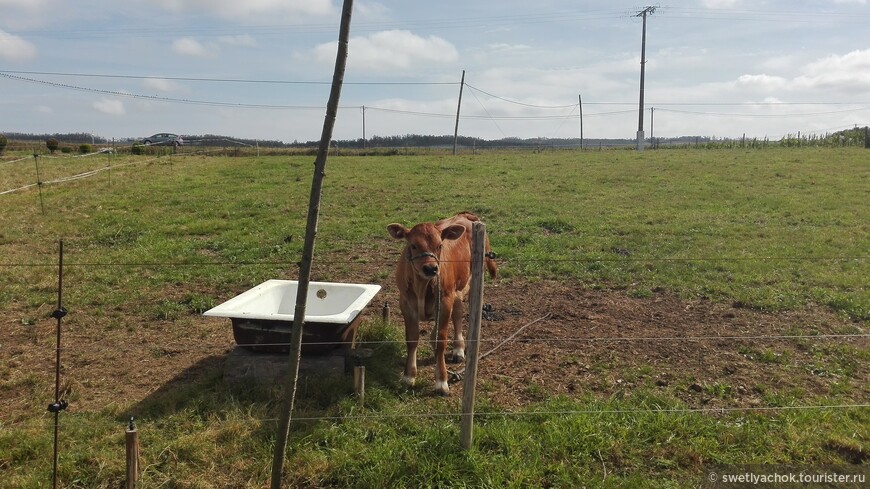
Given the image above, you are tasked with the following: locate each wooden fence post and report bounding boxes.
[125,417,140,489]
[460,222,486,450]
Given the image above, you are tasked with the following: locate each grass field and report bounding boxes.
[1,147,867,487]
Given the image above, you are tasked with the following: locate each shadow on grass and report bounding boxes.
[120,340,406,426]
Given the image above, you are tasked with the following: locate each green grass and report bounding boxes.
[1,147,868,487]
[2,148,868,318]
[2,383,866,488]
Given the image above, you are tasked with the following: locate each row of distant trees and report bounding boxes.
[1,127,867,154]
[201,129,870,150]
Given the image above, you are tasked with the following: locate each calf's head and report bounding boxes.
[388,222,466,279]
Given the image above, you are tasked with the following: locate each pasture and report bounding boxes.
[1,147,868,487]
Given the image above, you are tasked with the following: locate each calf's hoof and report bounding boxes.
[448,349,466,363]
[434,380,450,396]
[401,375,416,387]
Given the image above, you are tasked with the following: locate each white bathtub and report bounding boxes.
[203,280,381,354]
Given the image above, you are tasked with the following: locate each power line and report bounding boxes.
[12,7,868,41]
[0,72,329,109]
[0,70,457,86]
[657,106,870,118]
[466,84,577,109]
[10,8,639,40]
[2,71,865,110]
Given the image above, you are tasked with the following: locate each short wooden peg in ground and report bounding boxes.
[354,366,365,406]
[382,302,390,324]
[125,417,140,489]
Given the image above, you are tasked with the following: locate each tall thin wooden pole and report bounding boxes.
[578,94,584,150]
[452,70,466,156]
[270,2,353,488]
[362,105,366,149]
[460,222,486,450]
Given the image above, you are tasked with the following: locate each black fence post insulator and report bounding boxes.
[485,251,497,259]
[51,307,67,320]
[128,416,136,431]
[47,400,68,413]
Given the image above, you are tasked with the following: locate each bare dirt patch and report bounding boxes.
[2,279,867,423]
[469,280,868,409]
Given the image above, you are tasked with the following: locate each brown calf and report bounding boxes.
[387,212,497,395]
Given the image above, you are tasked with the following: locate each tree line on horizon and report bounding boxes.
[1,127,866,151]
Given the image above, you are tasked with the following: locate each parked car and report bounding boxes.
[143,133,183,146]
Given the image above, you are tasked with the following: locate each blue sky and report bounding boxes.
[1,0,869,143]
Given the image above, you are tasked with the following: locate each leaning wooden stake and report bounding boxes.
[270,2,354,488]
[125,417,140,489]
[460,222,487,450]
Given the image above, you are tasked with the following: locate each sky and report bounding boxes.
[1,0,869,143]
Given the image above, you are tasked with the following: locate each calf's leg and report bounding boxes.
[433,303,452,395]
[449,296,466,363]
[401,307,419,387]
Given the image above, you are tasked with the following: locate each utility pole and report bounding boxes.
[361,105,366,149]
[650,106,654,148]
[453,70,465,156]
[635,5,657,152]
[578,93,584,150]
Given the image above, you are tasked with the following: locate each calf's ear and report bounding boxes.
[441,224,466,241]
[387,224,409,239]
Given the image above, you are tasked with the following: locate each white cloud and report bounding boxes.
[312,30,457,72]
[143,78,184,92]
[803,49,870,75]
[735,74,789,90]
[730,49,870,95]
[93,98,125,116]
[36,105,52,114]
[172,38,215,58]
[794,49,870,92]
[218,35,257,47]
[0,29,37,62]
[153,0,333,19]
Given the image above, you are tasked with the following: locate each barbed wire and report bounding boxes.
[4,403,869,431]
[19,331,869,356]
[0,155,34,165]
[0,254,866,269]
[0,147,232,196]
